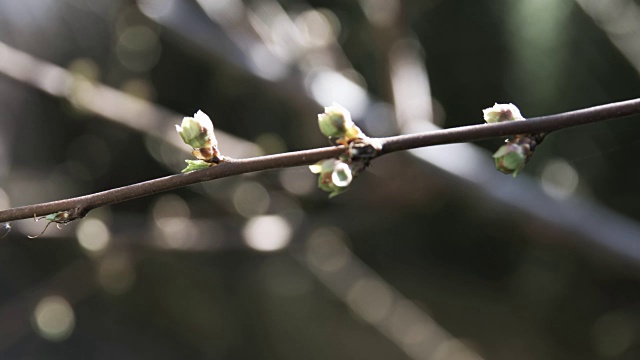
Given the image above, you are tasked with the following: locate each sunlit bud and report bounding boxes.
[318,103,364,143]
[176,110,223,170]
[493,143,527,177]
[309,159,353,198]
[176,110,216,148]
[483,103,525,123]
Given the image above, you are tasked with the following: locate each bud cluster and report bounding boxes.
[317,103,366,146]
[483,103,545,177]
[311,103,380,197]
[309,159,353,198]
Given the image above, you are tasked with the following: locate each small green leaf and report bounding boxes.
[181,159,211,173]
[45,212,61,221]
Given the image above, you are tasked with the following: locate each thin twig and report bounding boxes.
[1,98,639,223]
[380,97,640,153]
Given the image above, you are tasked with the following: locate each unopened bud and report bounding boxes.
[309,159,353,197]
[483,103,525,123]
[493,143,526,177]
[318,103,364,144]
[176,110,222,164]
[176,110,215,148]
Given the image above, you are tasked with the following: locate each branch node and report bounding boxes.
[345,138,383,175]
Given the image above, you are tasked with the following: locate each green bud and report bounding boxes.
[176,110,223,163]
[493,143,526,177]
[483,103,525,123]
[309,159,354,197]
[176,110,216,148]
[318,103,363,143]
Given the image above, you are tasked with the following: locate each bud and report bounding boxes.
[309,159,353,197]
[483,103,525,123]
[318,103,364,144]
[176,110,215,148]
[493,143,526,177]
[176,110,221,162]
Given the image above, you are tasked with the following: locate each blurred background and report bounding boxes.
[1,0,640,359]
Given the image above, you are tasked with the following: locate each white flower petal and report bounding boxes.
[194,110,214,133]
[309,164,324,174]
[331,162,353,187]
[483,103,525,123]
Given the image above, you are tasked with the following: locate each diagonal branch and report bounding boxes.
[380,97,640,153]
[1,98,639,223]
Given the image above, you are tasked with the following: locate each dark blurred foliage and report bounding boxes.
[1,0,640,359]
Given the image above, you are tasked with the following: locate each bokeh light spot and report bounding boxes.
[295,9,339,48]
[592,311,634,357]
[254,132,287,155]
[306,227,351,272]
[98,254,136,295]
[279,167,316,196]
[67,58,101,82]
[347,278,394,324]
[539,158,579,199]
[306,69,369,119]
[152,194,190,227]
[121,78,156,101]
[232,181,270,218]
[138,0,175,18]
[152,194,196,249]
[243,215,292,252]
[359,0,400,27]
[76,218,111,253]
[32,296,75,342]
[116,25,161,72]
[389,300,434,345]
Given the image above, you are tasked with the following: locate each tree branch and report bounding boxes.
[1,98,639,223]
[380,97,640,153]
